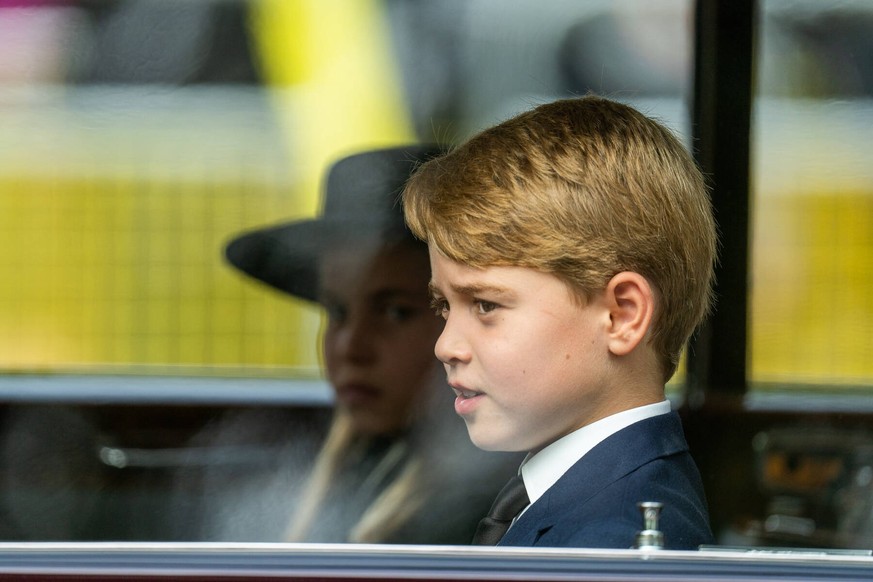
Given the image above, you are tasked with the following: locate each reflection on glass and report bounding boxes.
[0,0,709,545]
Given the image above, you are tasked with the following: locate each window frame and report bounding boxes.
[686,0,754,401]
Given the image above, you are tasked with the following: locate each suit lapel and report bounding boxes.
[498,412,689,546]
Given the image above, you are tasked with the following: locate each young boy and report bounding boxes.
[402,96,716,549]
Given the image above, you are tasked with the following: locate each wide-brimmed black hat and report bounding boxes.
[225,144,443,302]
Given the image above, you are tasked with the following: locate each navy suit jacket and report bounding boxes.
[499,412,713,550]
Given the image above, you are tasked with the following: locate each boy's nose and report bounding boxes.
[434,317,471,365]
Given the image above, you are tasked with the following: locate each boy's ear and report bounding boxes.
[604,272,655,357]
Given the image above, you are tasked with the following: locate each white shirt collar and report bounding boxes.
[520,400,672,506]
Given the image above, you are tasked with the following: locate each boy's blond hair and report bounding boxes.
[403,96,717,381]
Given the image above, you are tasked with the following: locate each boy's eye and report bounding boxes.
[476,300,498,315]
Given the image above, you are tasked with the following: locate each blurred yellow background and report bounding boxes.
[0,0,413,376]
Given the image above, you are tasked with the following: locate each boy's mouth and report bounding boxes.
[451,384,485,416]
[450,380,483,398]
[453,388,482,399]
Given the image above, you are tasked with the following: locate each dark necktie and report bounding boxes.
[472,475,529,545]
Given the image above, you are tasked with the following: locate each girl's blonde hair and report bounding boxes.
[284,411,427,543]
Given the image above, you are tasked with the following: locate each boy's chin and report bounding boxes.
[464,422,528,452]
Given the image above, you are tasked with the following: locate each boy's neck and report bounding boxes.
[544,399,670,448]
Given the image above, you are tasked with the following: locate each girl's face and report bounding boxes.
[319,242,444,436]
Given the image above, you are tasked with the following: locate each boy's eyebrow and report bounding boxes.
[428,280,511,298]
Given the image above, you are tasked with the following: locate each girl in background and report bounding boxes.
[214,145,518,543]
